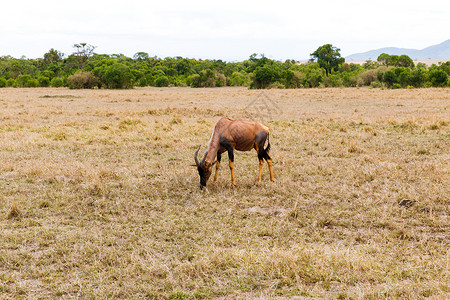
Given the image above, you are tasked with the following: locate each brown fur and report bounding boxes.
[194,117,274,189]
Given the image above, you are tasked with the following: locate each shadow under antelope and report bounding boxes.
[193,117,274,190]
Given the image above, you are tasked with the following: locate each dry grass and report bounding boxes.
[0,87,449,299]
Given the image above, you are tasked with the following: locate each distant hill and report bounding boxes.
[346,39,450,61]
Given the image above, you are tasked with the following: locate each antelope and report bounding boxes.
[193,117,274,190]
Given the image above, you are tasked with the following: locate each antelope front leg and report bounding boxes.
[213,161,220,182]
[229,161,235,186]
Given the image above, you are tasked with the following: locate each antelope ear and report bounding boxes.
[190,164,198,167]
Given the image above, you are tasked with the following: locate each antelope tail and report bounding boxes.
[264,133,271,154]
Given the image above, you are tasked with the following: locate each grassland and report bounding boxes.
[0,87,449,299]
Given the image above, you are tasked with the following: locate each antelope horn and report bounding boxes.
[201,151,208,164]
[194,146,201,166]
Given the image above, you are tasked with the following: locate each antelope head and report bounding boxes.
[193,146,215,190]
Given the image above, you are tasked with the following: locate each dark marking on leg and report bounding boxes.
[219,134,235,185]
[219,134,234,162]
[255,131,274,182]
[255,131,268,161]
[214,152,222,182]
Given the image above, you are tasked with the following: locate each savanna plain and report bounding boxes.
[0,87,449,299]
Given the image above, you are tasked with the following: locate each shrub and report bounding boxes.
[215,73,226,87]
[383,69,397,88]
[101,63,132,89]
[292,71,305,88]
[395,67,412,87]
[16,75,32,87]
[25,78,39,87]
[67,71,99,89]
[155,76,169,87]
[189,74,201,88]
[358,69,378,86]
[324,74,342,87]
[50,77,65,87]
[410,68,427,87]
[6,79,15,87]
[370,81,382,88]
[252,65,280,89]
[138,77,149,87]
[229,72,248,86]
[200,69,216,87]
[38,76,50,87]
[0,78,6,88]
[428,69,448,87]
[342,73,357,87]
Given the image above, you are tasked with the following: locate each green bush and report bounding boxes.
[383,69,397,88]
[370,81,382,88]
[358,69,378,86]
[0,78,6,88]
[303,64,324,88]
[50,77,65,87]
[189,74,201,87]
[215,73,226,87]
[252,65,280,89]
[428,69,448,87]
[25,78,39,87]
[411,68,427,87]
[229,72,248,86]
[138,77,149,87]
[324,74,342,87]
[6,79,15,87]
[155,76,169,87]
[101,63,132,89]
[0,47,444,90]
[38,76,50,87]
[342,73,357,87]
[67,71,99,89]
[16,75,32,87]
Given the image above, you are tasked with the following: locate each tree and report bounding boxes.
[410,67,427,87]
[43,49,64,65]
[67,71,99,89]
[133,52,149,60]
[101,63,131,89]
[377,53,399,66]
[428,69,448,87]
[383,69,397,88]
[310,44,345,76]
[377,53,414,68]
[252,65,281,88]
[395,67,412,87]
[398,55,414,68]
[73,43,96,69]
[377,53,390,66]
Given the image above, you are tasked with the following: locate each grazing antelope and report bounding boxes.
[193,117,274,190]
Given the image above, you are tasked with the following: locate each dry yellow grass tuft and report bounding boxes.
[0,87,449,298]
[7,203,21,219]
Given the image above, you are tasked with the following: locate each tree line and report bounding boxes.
[0,43,449,89]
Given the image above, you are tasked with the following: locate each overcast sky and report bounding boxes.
[1,0,448,61]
